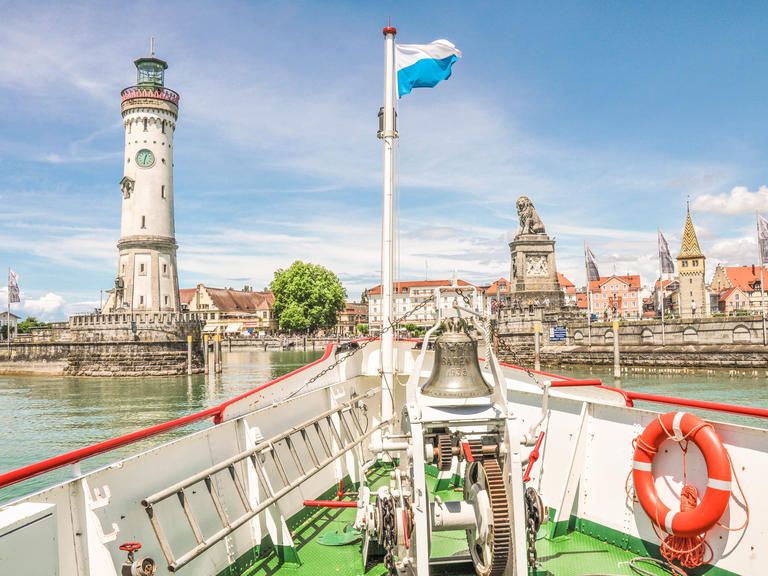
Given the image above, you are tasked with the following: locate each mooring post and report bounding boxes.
[217,333,224,373]
[613,319,621,379]
[187,335,193,375]
[203,334,209,375]
[213,333,220,374]
[533,321,541,372]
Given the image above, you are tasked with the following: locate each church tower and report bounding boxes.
[107,47,181,312]
[676,204,707,318]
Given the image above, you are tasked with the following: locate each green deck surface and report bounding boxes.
[236,465,669,576]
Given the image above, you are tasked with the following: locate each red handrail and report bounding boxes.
[0,343,336,491]
[624,391,768,419]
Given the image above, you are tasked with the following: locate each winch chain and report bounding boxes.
[285,295,435,400]
[524,488,540,571]
[381,496,397,575]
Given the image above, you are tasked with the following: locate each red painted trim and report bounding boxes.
[599,385,635,407]
[549,379,603,387]
[523,431,545,483]
[497,360,578,381]
[302,500,357,508]
[625,391,768,419]
[0,343,338,490]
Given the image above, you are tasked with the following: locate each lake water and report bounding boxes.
[1,350,766,503]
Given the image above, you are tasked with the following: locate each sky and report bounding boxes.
[2,2,768,320]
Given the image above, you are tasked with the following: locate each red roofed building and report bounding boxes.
[181,284,277,334]
[367,279,476,328]
[557,273,577,306]
[588,275,643,319]
[710,264,767,313]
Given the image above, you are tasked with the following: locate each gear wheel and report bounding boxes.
[436,434,453,471]
[464,457,511,576]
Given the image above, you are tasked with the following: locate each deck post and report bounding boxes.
[612,320,621,379]
[187,335,192,375]
[203,334,209,374]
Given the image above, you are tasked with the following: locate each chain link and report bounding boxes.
[381,496,397,575]
[283,295,436,401]
[525,489,539,571]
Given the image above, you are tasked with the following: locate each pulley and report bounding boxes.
[421,322,493,399]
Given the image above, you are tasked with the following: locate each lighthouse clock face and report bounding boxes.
[135,149,155,168]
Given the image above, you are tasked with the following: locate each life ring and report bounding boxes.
[632,411,731,537]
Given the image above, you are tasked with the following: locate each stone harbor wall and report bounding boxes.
[0,340,204,377]
[497,315,768,370]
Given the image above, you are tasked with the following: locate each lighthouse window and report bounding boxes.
[141,215,146,229]
[139,263,145,274]
[162,263,168,274]
[162,121,166,134]
[143,119,148,131]
[164,295,169,305]
[161,185,166,199]
[139,296,144,305]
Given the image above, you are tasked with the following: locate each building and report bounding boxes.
[483,278,510,314]
[367,279,476,329]
[588,275,643,319]
[649,278,677,317]
[104,50,181,313]
[181,285,277,335]
[0,312,20,340]
[710,264,767,313]
[718,287,751,314]
[557,273,577,306]
[675,206,707,318]
[335,302,368,336]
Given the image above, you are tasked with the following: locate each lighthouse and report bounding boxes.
[106,48,181,313]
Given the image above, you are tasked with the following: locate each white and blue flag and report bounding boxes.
[395,39,462,98]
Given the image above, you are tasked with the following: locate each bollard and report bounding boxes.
[187,335,193,375]
[215,333,223,374]
[533,321,541,372]
[203,334,209,374]
[612,320,621,380]
[213,333,220,374]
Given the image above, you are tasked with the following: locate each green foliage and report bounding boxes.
[18,316,47,333]
[403,323,426,337]
[356,323,369,336]
[270,261,347,333]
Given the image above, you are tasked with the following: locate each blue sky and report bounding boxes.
[2,1,768,320]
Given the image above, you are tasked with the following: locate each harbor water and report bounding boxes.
[1,349,766,504]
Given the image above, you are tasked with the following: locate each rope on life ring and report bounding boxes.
[632,412,732,569]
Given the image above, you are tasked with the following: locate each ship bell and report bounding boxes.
[421,322,493,398]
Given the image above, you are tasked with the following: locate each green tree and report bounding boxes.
[17,316,47,333]
[356,323,369,336]
[270,261,347,333]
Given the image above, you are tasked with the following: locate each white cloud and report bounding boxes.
[692,185,768,215]
[0,289,67,321]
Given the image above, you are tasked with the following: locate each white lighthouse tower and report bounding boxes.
[106,47,181,313]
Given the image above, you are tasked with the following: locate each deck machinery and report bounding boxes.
[354,304,548,576]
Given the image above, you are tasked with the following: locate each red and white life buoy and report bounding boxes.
[632,411,731,537]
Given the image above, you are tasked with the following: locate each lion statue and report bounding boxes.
[515,195,546,236]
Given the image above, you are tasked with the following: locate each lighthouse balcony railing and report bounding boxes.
[121,85,180,105]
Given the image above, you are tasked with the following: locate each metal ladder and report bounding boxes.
[141,389,383,572]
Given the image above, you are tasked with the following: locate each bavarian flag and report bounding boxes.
[395,39,462,98]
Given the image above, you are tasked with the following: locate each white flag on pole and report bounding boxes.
[758,214,768,265]
[585,246,600,282]
[7,270,20,304]
[658,231,675,274]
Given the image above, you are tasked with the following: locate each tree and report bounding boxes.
[356,323,369,336]
[270,261,347,333]
[18,316,47,334]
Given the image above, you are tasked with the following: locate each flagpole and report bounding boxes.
[380,25,398,424]
[584,242,592,347]
[658,230,665,345]
[6,268,10,357]
[756,212,767,345]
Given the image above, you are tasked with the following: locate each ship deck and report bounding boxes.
[235,465,669,576]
